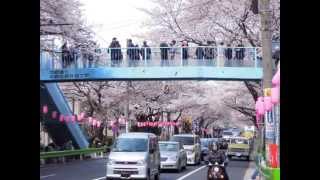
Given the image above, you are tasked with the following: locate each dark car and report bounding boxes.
[200,138,213,161]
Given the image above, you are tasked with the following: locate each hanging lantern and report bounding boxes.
[71,115,76,123]
[59,114,64,122]
[257,97,265,115]
[271,86,280,104]
[65,115,70,123]
[264,96,273,111]
[272,69,280,86]
[97,121,101,128]
[88,117,93,124]
[51,111,58,119]
[92,119,97,127]
[42,105,48,114]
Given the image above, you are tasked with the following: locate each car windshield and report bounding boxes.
[112,138,148,152]
[170,136,194,145]
[159,143,178,152]
[200,139,209,147]
[230,139,248,144]
[223,132,233,136]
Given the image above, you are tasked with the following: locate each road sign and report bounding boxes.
[265,111,275,140]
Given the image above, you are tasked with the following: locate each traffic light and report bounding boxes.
[250,0,259,14]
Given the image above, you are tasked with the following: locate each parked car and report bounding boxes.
[170,134,201,165]
[227,137,251,161]
[159,141,187,172]
[106,132,160,180]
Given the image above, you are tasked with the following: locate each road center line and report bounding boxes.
[176,165,206,180]
[40,174,56,179]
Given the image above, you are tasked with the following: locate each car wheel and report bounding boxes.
[143,170,150,180]
[177,161,182,173]
[246,156,250,161]
[154,172,160,180]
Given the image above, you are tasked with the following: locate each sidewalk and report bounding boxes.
[242,161,265,180]
[40,154,107,168]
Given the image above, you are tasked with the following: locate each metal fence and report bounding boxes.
[40,47,262,70]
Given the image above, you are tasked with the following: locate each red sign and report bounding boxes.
[269,144,279,168]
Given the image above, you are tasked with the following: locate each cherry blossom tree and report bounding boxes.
[40,0,97,51]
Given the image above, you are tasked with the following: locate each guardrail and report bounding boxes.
[40,46,263,70]
[40,147,108,164]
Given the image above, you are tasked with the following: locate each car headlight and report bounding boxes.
[137,160,146,165]
[107,159,115,165]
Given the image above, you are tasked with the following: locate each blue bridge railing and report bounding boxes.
[40,47,262,70]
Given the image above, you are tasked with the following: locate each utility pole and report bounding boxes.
[125,81,131,133]
[260,0,276,167]
[260,0,273,89]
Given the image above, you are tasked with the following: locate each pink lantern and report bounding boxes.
[257,97,265,115]
[80,112,85,118]
[271,87,280,104]
[42,105,48,114]
[64,115,70,122]
[97,121,101,128]
[71,115,76,123]
[59,114,64,122]
[51,111,58,119]
[264,96,273,111]
[88,117,93,124]
[137,122,141,127]
[272,69,280,86]
[92,119,97,126]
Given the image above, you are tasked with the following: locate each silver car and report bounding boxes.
[106,133,160,180]
[159,141,187,172]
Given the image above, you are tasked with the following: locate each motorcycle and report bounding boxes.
[206,159,229,180]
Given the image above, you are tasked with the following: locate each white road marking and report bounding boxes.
[176,165,206,180]
[92,176,106,180]
[243,162,256,180]
[92,166,206,180]
[40,174,56,179]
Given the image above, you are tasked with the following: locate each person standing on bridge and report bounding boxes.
[224,44,233,67]
[61,42,70,68]
[169,40,177,61]
[196,42,205,65]
[140,41,151,62]
[109,37,121,67]
[181,40,189,66]
[204,41,215,66]
[160,41,169,66]
[127,39,135,67]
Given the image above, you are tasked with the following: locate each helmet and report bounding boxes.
[212,143,217,151]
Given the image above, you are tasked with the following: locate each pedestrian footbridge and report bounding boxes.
[40,47,263,82]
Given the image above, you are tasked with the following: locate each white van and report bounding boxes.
[170,134,201,165]
[106,133,160,180]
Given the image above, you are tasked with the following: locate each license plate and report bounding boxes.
[121,173,130,178]
[236,153,242,156]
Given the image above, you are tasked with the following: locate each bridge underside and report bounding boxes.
[40,67,263,82]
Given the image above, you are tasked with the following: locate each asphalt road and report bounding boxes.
[40,157,255,180]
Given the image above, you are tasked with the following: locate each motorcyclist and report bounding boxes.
[207,144,229,180]
[208,143,226,165]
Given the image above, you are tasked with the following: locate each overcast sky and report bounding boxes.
[80,0,155,47]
